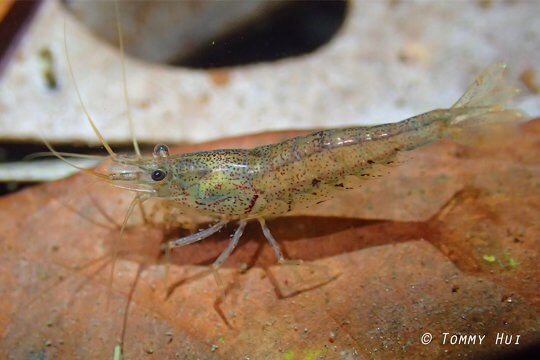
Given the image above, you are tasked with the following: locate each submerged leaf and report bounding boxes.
[0,122,539,358]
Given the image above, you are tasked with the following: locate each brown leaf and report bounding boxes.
[0,122,539,359]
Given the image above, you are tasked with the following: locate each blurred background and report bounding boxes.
[0,0,539,192]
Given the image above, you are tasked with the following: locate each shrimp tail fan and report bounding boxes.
[444,63,527,141]
[452,63,518,109]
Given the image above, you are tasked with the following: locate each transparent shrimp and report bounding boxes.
[48,53,524,288]
[41,8,526,306]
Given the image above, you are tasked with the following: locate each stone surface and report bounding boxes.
[0,0,538,145]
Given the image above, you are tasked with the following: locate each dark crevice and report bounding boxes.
[0,142,153,196]
[64,0,347,68]
[177,0,348,68]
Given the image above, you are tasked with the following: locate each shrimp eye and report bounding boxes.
[151,169,167,181]
[153,144,169,158]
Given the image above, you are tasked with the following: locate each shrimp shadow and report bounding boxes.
[165,216,437,269]
[163,187,483,302]
[163,216,435,309]
[165,187,482,271]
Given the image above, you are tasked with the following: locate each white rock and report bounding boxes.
[0,0,538,146]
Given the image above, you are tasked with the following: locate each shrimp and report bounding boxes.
[48,54,523,282]
[45,3,524,290]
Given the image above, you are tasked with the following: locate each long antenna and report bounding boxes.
[63,20,116,158]
[41,136,111,181]
[114,1,141,157]
[25,152,106,160]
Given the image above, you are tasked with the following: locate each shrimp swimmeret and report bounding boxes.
[48,63,523,280]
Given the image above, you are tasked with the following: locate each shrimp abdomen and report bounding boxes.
[250,112,449,214]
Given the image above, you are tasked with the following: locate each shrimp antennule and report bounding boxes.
[114,1,141,157]
[63,20,116,158]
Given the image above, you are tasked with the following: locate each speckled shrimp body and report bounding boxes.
[138,111,450,220]
[50,62,522,273]
[93,64,522,271]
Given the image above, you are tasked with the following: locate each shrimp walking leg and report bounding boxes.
[165,220,227,249]
[211,220,247,286]
[212,220,247,269]
[258,218,302,265]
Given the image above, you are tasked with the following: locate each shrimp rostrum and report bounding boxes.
[50,64,523,279]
